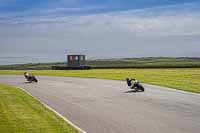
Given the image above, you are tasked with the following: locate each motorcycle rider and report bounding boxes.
[24,72,38,82]
[126,78,139,89]
[24,72,31,79]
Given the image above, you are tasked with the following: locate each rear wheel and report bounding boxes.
[34,78,38,82]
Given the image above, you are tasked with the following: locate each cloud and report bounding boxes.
[0,1,200,64]
[1,2,200,36]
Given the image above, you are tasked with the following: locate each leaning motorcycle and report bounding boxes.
[126,78,145,92]
[24,75,38,83]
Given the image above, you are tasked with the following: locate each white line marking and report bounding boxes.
[18,87,87,133]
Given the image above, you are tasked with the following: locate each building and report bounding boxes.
[67,55,86,67]
[52,54,90,70]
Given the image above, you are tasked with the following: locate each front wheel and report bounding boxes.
[32,76,38,83]
[34,78,38,82]
[137,84,145,91]
[140,87,145,91]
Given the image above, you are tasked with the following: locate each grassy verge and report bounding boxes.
[0,83,78,133]
[1,57,200,70]
[0,69,200,93]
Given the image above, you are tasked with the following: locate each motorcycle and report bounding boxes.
[126,78,145,92]
[24,72,38,83]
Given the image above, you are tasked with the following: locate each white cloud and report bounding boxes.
[0,2,200,64]
[67,2,200,36]
[2,2,198,36]
[1,2,200,36]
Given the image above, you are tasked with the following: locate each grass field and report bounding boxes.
[0,68,199,93]
[1,57,200,69]
[88,57,200,68]
[0,83,78,133]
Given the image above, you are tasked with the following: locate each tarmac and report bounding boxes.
[0,75,200,133]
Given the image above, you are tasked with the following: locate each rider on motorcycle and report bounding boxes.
[24,72,38,82]
[24,72,31,79]
[126,78,139,89]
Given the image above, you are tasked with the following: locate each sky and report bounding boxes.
[0,0,200,64]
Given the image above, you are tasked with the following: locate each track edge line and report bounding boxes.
[18,87,87,133]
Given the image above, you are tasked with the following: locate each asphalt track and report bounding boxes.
[0,75,200,133]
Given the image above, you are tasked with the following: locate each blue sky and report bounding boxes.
[0,0,200,64]
[0,0,198,12]
[0,0,199,16]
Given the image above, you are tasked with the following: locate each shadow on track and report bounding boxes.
[22,82,37,84]
[124,90,144,93]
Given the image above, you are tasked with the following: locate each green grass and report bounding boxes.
[0,69,200,93]
[87,57,200,68]
[0,83,78,133]
[1,57,200,69]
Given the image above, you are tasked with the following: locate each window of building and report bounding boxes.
[75,56,78,61]
[80,56,84,61]
[69,56,76,61]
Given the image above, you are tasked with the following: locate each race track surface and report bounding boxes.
[0,75,200,133]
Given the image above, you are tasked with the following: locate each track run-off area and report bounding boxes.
[0,75,200,133]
